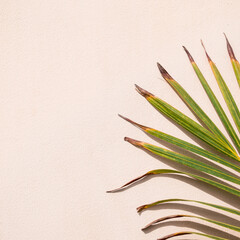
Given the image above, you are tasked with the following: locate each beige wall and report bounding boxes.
[0,1,240,239]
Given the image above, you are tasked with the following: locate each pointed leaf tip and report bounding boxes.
[118,113,127,120]
[135,84,153,98]
[124,137,143,147]
[118,114,148,130]
[182,46,194,62]
[106,172,149,193]
[201,40,212,62]
[224,33,236,60]
[142,214,185,230]
[157,63,173,80]
[136,205,146,213]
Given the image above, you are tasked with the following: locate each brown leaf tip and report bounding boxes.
[124,137,143,147]
[136,205,146,213]
[182,46,194,62]
[224,33,236,60]
[142,214,185,231]
[107,172,149,193]
[157,63,173,80]
[135,84,153,98]
[201,40,212,62]
[118,114,148,130]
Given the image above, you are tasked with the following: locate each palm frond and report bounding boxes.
[137,198,240,215]
[119,114,240,172]
[201,40,240,133]
[108,36,240,240]
[108,167,240,197]
[157,62,235,151]
[183,46,240,152]
[135,84,239,160]
[142,214,240,232]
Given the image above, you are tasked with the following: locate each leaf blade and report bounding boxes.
[135,85,240,161]
[137,198,240,216]
[183,46,240,152]
[107,168,240,197]
[201,41,240,133]
[142,214,240,232]
[157,63,235,152]
[119,114,240,173]
[142,140,240,185]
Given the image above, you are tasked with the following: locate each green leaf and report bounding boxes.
[142,214,240,232]
[183,46,240,153]
[137,198,240,216]
[157,231,228,240]
[157,63,235,152]
[140,139,240,185]
[201,41,240,134]
[110,37,240,239]
[135,85,240,161]
[107,168,240,197]
[119,114,240,173]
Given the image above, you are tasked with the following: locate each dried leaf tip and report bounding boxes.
[124,137,143,147]
[135,84,153,98]
[136,204,146,213]
[157,63,173,80]
[106,172,149,193]
[182,46,194,62]
[118,114,148,130]
[201,40,212,62]
[142,214,185,231]
[224,33,236,60]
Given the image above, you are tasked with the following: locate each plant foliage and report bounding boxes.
[108,35,240,239]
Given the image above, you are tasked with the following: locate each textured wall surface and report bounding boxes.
[0,1,240,239]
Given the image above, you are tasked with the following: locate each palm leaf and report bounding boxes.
[142,214,240,232]
[107,168,240,197]
[119,114,240,173]
[123,137,240,186]
[201,40,240,133]
[135,84,239,160]
[157,62,235,151]
[108,36,240,239]
[183,46,240,152]
[137,198,240,216]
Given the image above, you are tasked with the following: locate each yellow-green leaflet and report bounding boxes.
[119,114,240,172]
[137,198,240,216]
[142,141,240,185]
[231,59,240,87]
[135,85,239,161]
[209,61,240,133]
[183,46,240,152]
[107,168,240,197]
[202,41,240,133]
[157,62,235,152]
[143,214,240,232]
[147,127,240,172]
[109,37,240,240]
